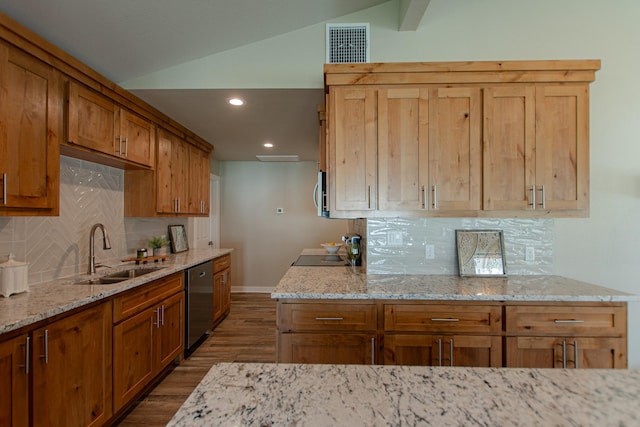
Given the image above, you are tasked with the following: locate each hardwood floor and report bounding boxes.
[115,292,276,426]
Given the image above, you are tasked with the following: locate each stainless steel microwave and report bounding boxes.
[314,171,330,218]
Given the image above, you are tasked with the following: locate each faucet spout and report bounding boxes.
[89,223,111,274]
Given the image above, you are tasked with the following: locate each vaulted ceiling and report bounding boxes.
[0,0,430,160]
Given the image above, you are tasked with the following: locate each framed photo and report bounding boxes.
[455,229,507,277]
[168,225,189,253]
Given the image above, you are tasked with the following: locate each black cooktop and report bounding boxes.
[292,254,349,266]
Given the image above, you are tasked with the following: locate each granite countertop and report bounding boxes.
[0,248,232,335]
[168,362,640,426]
[271,250,637,302]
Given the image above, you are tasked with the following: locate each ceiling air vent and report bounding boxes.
[326,23,370,63]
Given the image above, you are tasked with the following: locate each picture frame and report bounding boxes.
[168,225,189,253]
[455,229,507,277]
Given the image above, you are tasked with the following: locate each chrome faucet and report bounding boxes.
[88,223,111,274]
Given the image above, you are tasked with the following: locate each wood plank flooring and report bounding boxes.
[115,292,276,426]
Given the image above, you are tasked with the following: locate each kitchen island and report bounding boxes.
[168,362,640,426]
[272,252,636,368]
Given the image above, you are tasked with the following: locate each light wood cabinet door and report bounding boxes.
[188,145,210,215]
[0,41,60,214]
[156,291,184,369]
[119,109,155,167]
[483,86,536,211]
[31,302,112,427]
[383,334,502,367]
[377,87,429,211]
[0,334,29,427]
[156,129,189,214]
[506,336,626,369]
[535,85,589,212]
[278,333,376,365]
[428,87,482,212]
[329,86,377,212]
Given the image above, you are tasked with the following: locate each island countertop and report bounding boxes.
[271,251,636,302]
[168,362,640,426]
[0,248,232,335]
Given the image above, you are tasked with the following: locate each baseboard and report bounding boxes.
[231,286,273,293]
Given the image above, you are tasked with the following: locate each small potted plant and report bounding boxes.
[149,235,170,256]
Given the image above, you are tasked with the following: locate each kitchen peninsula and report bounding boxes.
[272,251,635,368]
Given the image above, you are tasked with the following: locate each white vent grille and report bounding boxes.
[326,23,370,63]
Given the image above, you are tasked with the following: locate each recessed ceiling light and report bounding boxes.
[227,97,244,106]
[263,142,274,148]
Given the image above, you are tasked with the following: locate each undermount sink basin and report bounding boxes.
[76,267,165,285]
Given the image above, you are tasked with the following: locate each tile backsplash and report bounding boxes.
[0,156,186,284]
[365,217,553,275]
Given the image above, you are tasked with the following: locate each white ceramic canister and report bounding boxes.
[0,253,29,297]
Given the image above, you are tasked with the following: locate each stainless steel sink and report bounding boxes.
[75,267,165,285]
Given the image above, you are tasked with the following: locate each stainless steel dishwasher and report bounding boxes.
[184,260,214,353]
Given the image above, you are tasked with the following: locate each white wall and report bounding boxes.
[219,161,348,291]
[125,0,640,366]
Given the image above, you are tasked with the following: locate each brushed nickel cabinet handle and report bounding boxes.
[41,330,49,364]
[432,184,438,209]
[21,336,30,374]
[449,339,454,367]
[314,317,344,321]
[529,185,536,208]
[123,137,128,157]
[554,319,585,324]
[154,308,160,328]
[161,304,165,326]
[422,185,427,209]
[371,337,375,365]
[2,173,7,205]
[539,185,546,209]
[430,318,460,322]
[368,185,372,209]
[562,340,567,369]
[573,340,579,369]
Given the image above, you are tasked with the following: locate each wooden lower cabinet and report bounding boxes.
[383,303,502,367]
[276,301,377,364]
[0,334,29,427]
[31,302,112,427]
[279,333,376,365]
[383,334,501,367]
[505,336,626,369]
[112,273,184,413]
[276,300,627,369]
[213,255,231,325]
[505,303,627,369]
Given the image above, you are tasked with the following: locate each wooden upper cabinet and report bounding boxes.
[119,109,156,167]
[377,87,429,211]
[0,41,61,215]
[188,144,210,215]
[535,85,589,213]
[329,86,377,213]
[156,128,189,214]
[428,87,482,212]
[325,60,598,218]
[67,81,155,168]
[484,84,589,215]
[483,86,536,211]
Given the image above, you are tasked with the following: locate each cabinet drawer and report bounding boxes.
[213,254,231,273]
[113,272,184,323]
[505,305,626,336]
[278,303,376,332]
[384,304,502,334]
